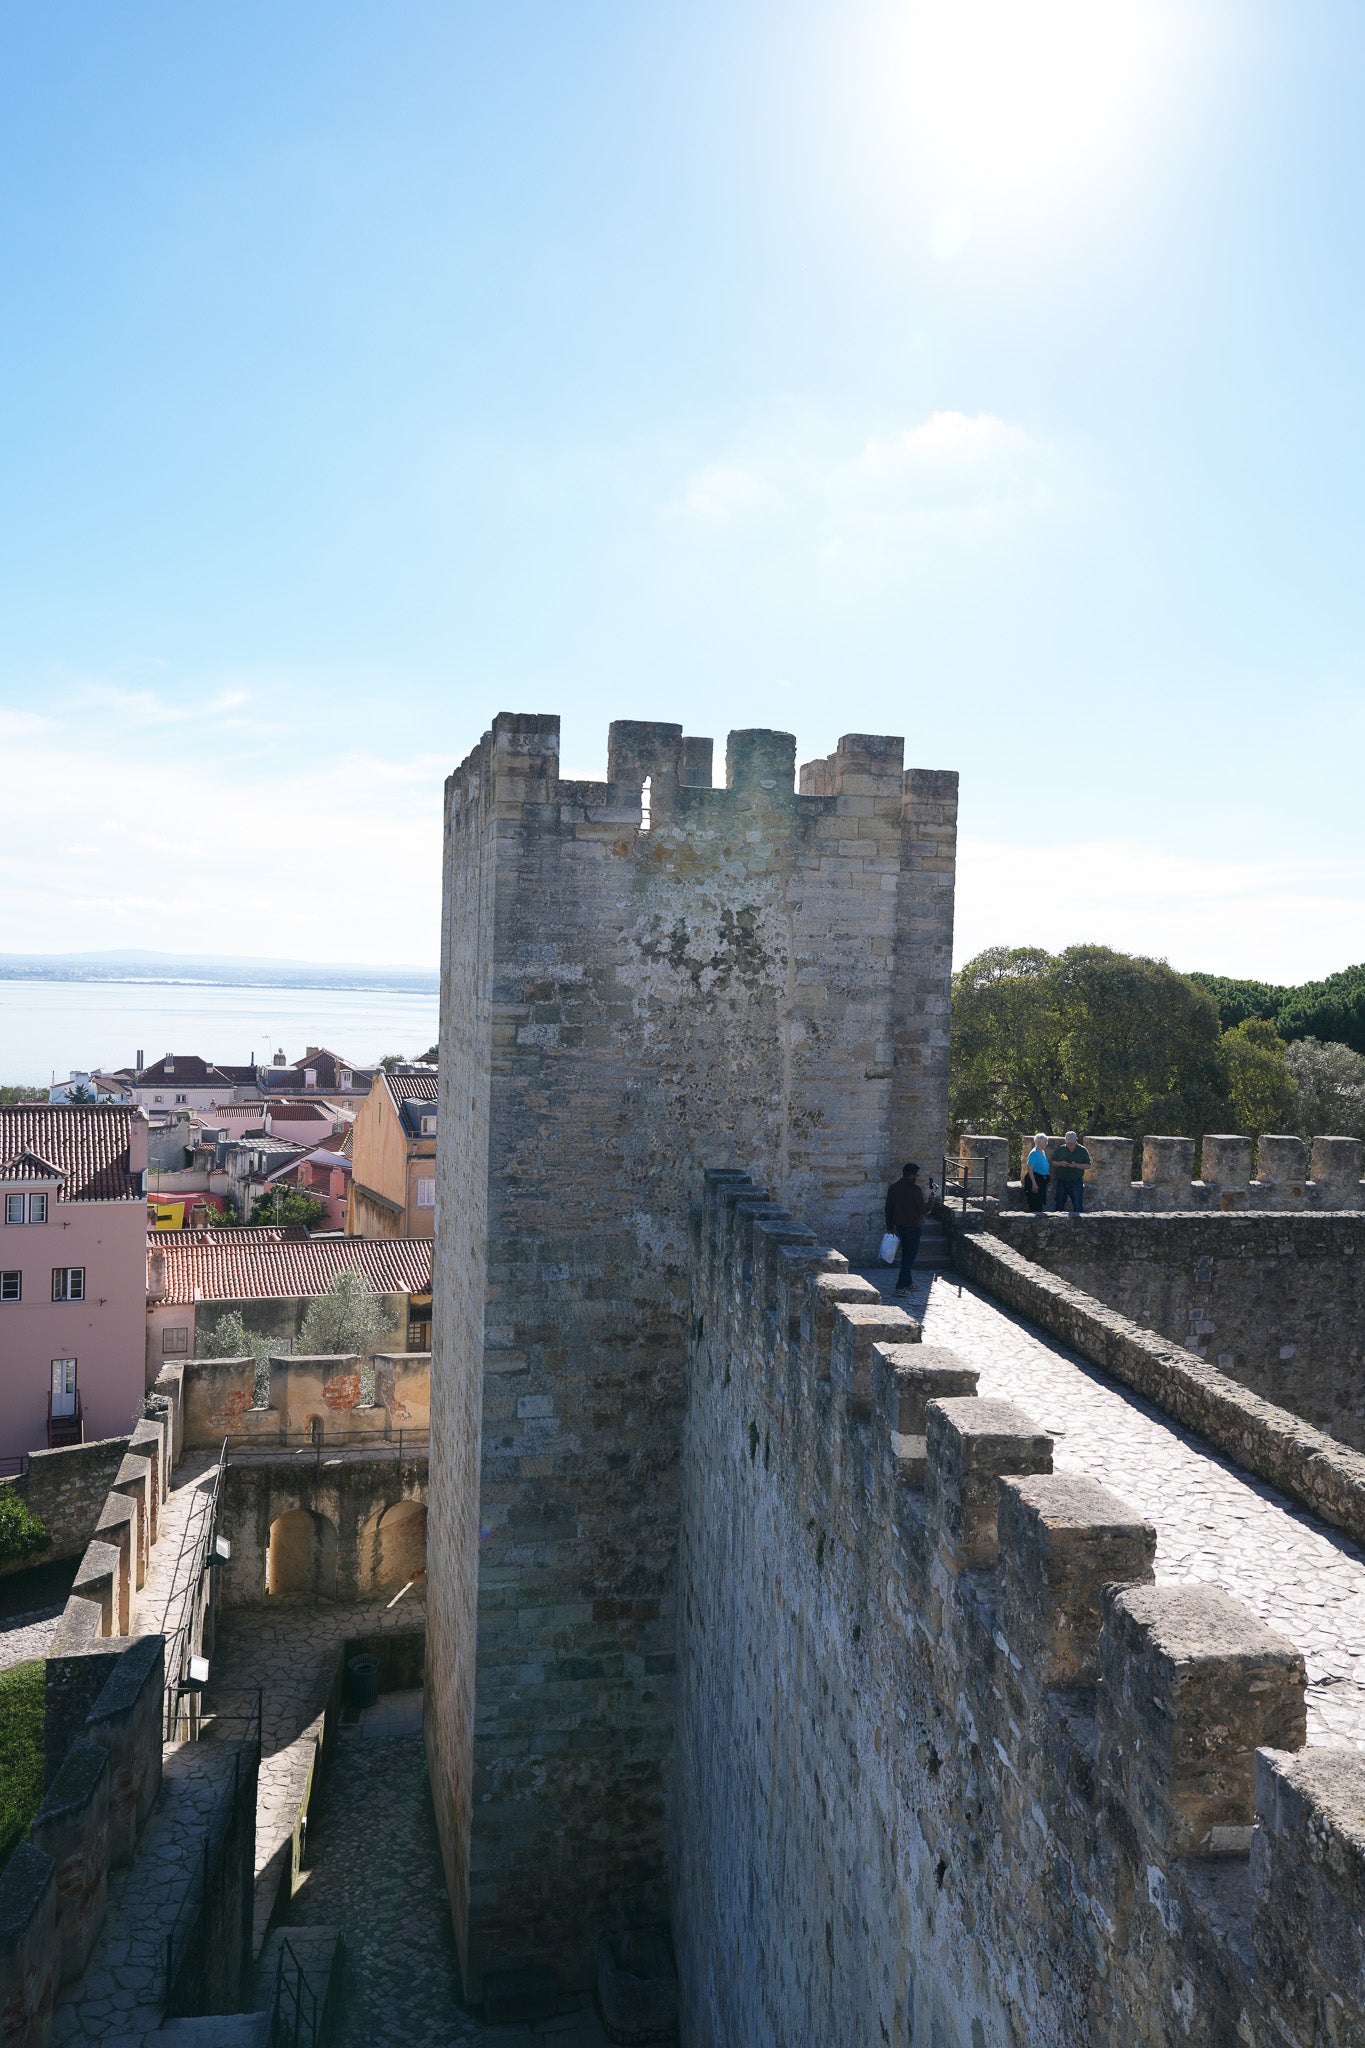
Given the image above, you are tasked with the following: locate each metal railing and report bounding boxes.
[271,1937,321,2048]
[220,1425,429,1476]
[161,1436,229,1739]
[940,1155,991,1216]
[162,1688,262,2013]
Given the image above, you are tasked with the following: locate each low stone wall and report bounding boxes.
[979,1208,1365,1448]
[218,1449,428,1606]
[672,1170,1365,2048]
[963,1129,1365,1211]
[179,1353,431,1450]
[948,1220,1365,1551]
[0,1439,132,1578]
[0,1636,165,2034]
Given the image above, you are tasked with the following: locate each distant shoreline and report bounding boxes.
[0,964,438,995]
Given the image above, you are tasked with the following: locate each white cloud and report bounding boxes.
[853,411,1028,477]
[677,463,775,523]
[955,836,1365,985]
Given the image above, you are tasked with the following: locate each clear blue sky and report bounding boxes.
[1,1,1362,979]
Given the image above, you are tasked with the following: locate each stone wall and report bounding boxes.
[672,1171,1365,2048]
[430,712,959,1995]
[0,1437,132,1577]
[218,1449,428,1606]
[983,1208,1365,1447]
[964,1129,1365,1211]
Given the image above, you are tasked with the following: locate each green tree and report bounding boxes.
[0,1494,47,1565]
[377,1052,406,1071]
[1274,965,1365,1056]
[247,1188,327,1229]
[1284,1038,1365,1141]
[199,1309,271,1362]
[299,1269,393,1358]
[1188,973,1290,1032]
[1220,1018,1295,1139]
[951,944,1228,1157]
[416,1045,438,1065]
[0,1086,46,1105]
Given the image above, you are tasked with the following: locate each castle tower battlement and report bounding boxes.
[430,711,958,1993]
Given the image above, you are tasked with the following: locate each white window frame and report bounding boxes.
[0,1271,19,1302]
[421,1114,437,1135]
[28,1193,46,1224]
[52,1267,85,1302]
[5,1193,47,1224]
[50,1358,77,1415]
[415,1176,436,1209]
[162,1324,190,1355]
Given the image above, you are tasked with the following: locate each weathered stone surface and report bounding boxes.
[430,714,958,1994]
[671,1173,1365,2047]
[924,1396,1053,1568]
[29,1739,110,1985]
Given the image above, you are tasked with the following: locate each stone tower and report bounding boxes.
[428,712,957,1994]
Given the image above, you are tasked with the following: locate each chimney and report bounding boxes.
[273,1048,287,1067]
[128,1110,149,1175]
[147,1247,166,1302]
[136,1050,144,1072]
[165,1055,175,1076]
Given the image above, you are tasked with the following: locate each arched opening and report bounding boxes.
[267,1508,339,1598]
[358,1499,427,1595]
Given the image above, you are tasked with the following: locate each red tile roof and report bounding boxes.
[0,1107,140,1202]
[153,1232,432,1305]
[384,1072,439,1107]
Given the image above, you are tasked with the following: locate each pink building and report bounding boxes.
[0,1106,149,1457]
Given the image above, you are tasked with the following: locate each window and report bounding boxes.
[162,1325,189,1355]
[416,1177,436,1209]
[28,1194,45,1225]
[50,1360,76,1416]
[5,1193,46,1225]
[421,1114,437,1135]
[4,1196,21,1226]
[174,1093,187,1105]
[52,1268,84,1302]
[0,1273,19,1301]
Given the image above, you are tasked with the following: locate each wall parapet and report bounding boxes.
[949,1219,1365,1546]
[673,1166,1365,2047]
[964,1129,1365,1211]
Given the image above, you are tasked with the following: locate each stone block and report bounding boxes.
[751,1218,817,1312]
[923,1398,1053,1568]
[959,1134,1008,1202]
[1201,1134,1252,1189]
[1098,1582,1306,1857]
[85,1635,165,1864]
[871,1343,977,1436]
[1142,1137,1194,1203]
[801,1273,883,1384]
[0,1841,57,2048]
[1251,1746,1365,2039]
[29,1739,109,1984]
[774,1244,845,1344]
[93,1495,136,1636]
[1311,1135,1363,1204]
[1081,1136,1133,1208]
[997,1473,1156,1687]
[128,1416,168,1542]
[830,1303,919,1421]
[1256,1134,1309,1197]
[725,728,796,793]
[680,735,713,788]
[269,1355,364,1438]
[111,1451,152,1589]
[372,1354,431,1431]
[183,1356,256,1450]
[63,1541,119,1642]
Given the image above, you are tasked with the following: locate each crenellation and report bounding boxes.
[828,1300,918,1422]
[675,1168,1365,2043]
[1098,1581,1307,1858]
[923,1396,1054,1569]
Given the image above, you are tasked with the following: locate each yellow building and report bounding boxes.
[346,1071,436,1240]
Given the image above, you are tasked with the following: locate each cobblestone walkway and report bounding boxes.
[0,1601,62,1670]
[208,1593,428,1955]
[284,1698,609,2048]
[879,1271,1365,1750]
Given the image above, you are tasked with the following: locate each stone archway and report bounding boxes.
[358,1499,427,1594]
[267,1508,339,1597]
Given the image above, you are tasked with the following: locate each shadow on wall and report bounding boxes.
[358,1500,427,1594]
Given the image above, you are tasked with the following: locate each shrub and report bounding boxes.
[0,1493,48,1566]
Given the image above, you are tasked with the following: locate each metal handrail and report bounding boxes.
[272,1936,320,2048]
[162,1687,262,2013]
[219,1426,429,1476]
[161,1436,229,1738]
[940,1155,991,1216]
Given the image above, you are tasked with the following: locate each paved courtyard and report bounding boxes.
[868,1269,1365,1749]
[283,1693,610,2048]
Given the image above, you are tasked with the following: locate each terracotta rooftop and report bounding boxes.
[0,1106,140,1202]
[152,1232,432,1305]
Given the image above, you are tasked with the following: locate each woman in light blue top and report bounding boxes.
[1023,1134,1050,1214]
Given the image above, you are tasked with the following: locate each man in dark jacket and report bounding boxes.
[885,1162,928,1297]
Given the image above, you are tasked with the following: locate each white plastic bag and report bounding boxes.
[880,1231,900,1266]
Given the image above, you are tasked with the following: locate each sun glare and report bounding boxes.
[880,0,1187,235]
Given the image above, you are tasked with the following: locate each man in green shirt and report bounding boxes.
[1050,1131,1090,1214]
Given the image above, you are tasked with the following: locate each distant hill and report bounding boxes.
[1191,964,1365,1056]
[0,950,438,993]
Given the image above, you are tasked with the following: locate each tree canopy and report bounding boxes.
[247,1188,328,1229]
[299,1269,393,1358]
[1191,963,1365,1056]
[951,945,1227,1149]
